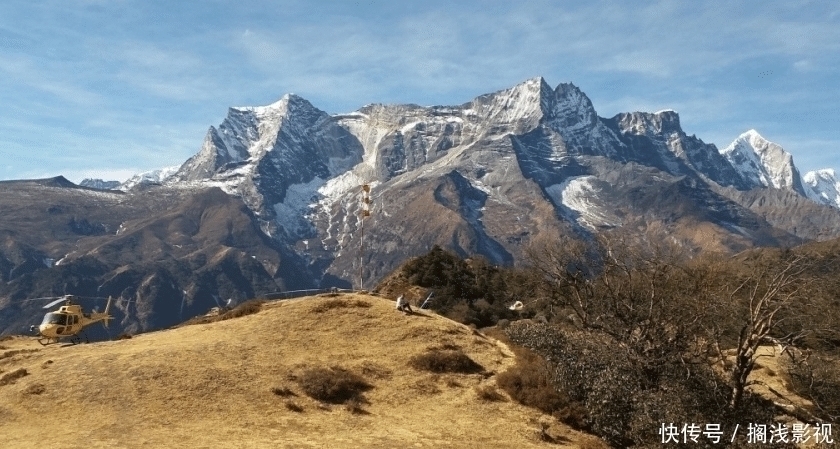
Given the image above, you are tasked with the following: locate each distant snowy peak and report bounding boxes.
[720,130,805,194]
[803,169,840,208]
[119,166,180,191]
[79,178,121,190]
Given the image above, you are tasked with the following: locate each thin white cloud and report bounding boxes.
[1,0,838,180]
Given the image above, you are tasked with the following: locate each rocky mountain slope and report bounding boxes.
[2,77,839,334]
[0,294,606,449]
[146,77,840,283]
[0,177,310,334]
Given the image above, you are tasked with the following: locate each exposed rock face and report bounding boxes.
[720,130,806,194]
[607,111,752,189]
[79,179,121,190]
[171,94,363,233]
[2,77,839,334]
[0,179,309,335]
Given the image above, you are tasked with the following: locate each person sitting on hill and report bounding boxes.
[396,294,413,314]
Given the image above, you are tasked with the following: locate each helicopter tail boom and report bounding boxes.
[91,296,114,328]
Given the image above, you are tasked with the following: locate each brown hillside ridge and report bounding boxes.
[0,294,606,449]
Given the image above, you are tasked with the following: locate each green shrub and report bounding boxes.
[409,349,484,374]
[396,246,534,327]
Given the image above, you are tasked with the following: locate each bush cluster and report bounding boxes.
[296,366,372,405]
[218,299,265,320]
[787,352,840,421]
[179,299,266,326]
[0,367,28,386]
[408,349,484,374]
[311,298,371,313]
[505,322,782,447]
[495,343,586,428]
[474,385,506,402]
[399,246,537,327]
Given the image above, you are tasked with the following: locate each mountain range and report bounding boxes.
[2,77,839,334]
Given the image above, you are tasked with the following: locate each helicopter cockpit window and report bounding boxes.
[41,313,67,325]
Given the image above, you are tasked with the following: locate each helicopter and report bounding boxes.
[29,295,113,346]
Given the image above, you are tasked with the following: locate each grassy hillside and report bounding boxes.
[0,293,605,449]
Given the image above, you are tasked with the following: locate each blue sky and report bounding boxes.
[1,0,838,183]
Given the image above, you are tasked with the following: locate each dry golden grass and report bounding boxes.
[0,294,605,449]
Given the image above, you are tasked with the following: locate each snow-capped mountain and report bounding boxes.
[79,178,121,190]
[608,110,753,190]
[803,169,840,208]
[717,130,840,211]
[169,94,362,239]
[145,76,840,285]
[119,165,180,191]
[5,77,840,335]
[719,130,806,195]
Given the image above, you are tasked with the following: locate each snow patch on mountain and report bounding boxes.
[804,169,840,208]
[544,176,621,229]
[273,177,325,238]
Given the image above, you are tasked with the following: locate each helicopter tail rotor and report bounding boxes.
[89,296,114,328]
[102,296,113,327]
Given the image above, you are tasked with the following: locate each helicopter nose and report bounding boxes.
[39,324,59,337]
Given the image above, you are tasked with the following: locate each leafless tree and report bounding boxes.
[713,253,810,410]
[527,232,713,371]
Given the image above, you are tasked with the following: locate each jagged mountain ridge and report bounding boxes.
[3,77,840,335]
[151,76,840,284]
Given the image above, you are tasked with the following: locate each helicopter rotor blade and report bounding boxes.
[43,297,69,309]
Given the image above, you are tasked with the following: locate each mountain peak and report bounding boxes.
[507,76,553,102]
[803,168,840,208]
[739,129,768,145]
[465,77,554,132]
[230,93,316,116]
[721,130,804,193]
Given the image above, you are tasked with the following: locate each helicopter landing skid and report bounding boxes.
[36,337,59,346]
[69,331,90,345]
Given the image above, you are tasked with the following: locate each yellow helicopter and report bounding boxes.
[29,295,113,346]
